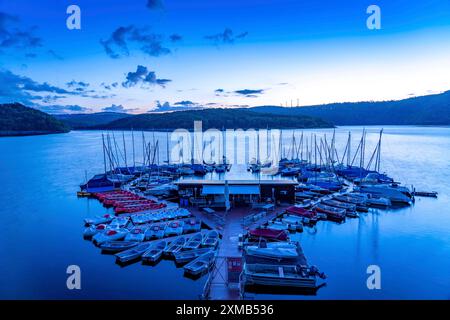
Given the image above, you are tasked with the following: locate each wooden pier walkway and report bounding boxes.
[201,206,289,300]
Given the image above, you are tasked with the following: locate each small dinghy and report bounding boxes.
[142,241,168,263]
[165,221,185,237]
[109,216,130,228]
[314,204,346,222]
[125,227,146,242]
[202,230,220,248]
[83,224,108,238]
[183,219,201,233]
[266,221,290,231]
[184,251,216,276]
[100,241,139,253]
[174,248,213,264]
[145,224,166,240]
[322,199,356,212]
[84,214,113,226]
[93,228,128,245]
[164,236,187,256]
[183,233,203,250]
[115,242,153,264]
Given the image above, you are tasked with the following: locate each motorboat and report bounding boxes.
[183,251,216,276]
[356,184,412,205]
[142,241,167,263]
[242,263,320,288]
[115,242,153,263]
[245,242,298,261]
[248,228,289,242]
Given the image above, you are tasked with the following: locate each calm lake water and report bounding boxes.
[0,126,449,299]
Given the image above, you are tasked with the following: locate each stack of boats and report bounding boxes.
[241,230,325,290]
[83,209,219,277]
[93,190,166,214]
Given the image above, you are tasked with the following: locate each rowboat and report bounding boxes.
[145,224,166,240]
[201,230,220,248]
[174,248,213,264]
[93,228,128,245]
[281,216,304,231]
[321,199,356,212]
[124,227,147,242]
[84,214,113,226]
[99,241,139,253]
[164,236,186,256]
[165,221,185,237]
[184,251,216,276]
[183,233,203,250]
[266,221,290,231]
[115,242,153,263]
[285,206,317,220]
[142,241,167,263]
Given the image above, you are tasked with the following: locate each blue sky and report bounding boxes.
[1,0,450,113]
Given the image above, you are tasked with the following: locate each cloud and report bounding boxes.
[101,25,171,58]
[34,104,92,114]
[146,0,164,10]
[234,89,264,97]
[67,80,90,89]
[149,100,203,113]
[0,11,42,52]
[122,65,171,88]
[102,104,138,113]
[215,88,224,93]
[204,28,248,45]
[170,34,182,42]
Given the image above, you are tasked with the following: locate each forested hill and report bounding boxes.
[0,103,69,136]
[91,108,333,130]
[250,91,450,125]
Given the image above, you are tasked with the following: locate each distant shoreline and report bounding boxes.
[0,130,69,137]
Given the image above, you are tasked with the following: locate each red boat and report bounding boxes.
[285,206,317,219]
[248,228,289,241]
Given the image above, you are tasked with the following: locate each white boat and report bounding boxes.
[201,230,220,248]
[183,233,203,250]
[125,227,147,242]
[84,214,113,226]
[281,216,304,231]
[115,242,153,263]
[83,224,108,238]
[245,242,298,261]
[243,263,317,288]
[266,221,290,231]
[164,236,186,256]
[99,241,138,253]
[174,248,213,264]
[184,251,216,276]
[93,228,128,245]
[142,241,167,263]
[109,216,130,228]
[145,224,166,240]
[183,219,202,233]
[356,184,412,205]
[165,221,184,237]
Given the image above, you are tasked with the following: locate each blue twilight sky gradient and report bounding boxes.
[1,0,450,113]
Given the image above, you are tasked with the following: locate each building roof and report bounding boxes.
[175,179,298,186]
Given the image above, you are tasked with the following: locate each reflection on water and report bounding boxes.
[0,126,449,299]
